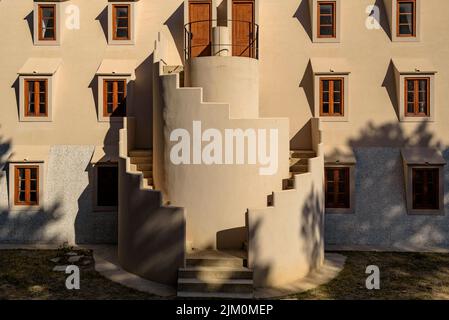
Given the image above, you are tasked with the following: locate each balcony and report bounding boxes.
[184,20,259,60]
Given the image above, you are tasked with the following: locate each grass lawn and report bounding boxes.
[0,248,157,300]
[2,250,449,300]
[295,251,449,300]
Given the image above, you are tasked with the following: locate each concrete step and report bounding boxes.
[163,65,184,74]
[290,164,308,173]
[130,157,152,164]
[283,178,295,190]
[129,150,152,157]
[186,257,245,268]
[178,278,253,294]
[130,163,153,172]
[290,158,309,166]
[179,267,253,280]
[141,171,153,178]
[137,163,152,171]
[177,291,253,299]
[290,150,316,159]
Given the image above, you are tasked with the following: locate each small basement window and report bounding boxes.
[325,167,350,209]
[96,164,119,209]
[412,168,439,210]
[402,148,445,215]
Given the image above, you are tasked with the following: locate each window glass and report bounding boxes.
[15,166,39,206]
[325,167,350,208]
[318,2,336,38]
[397,1,415,36]
[412,168,439,210]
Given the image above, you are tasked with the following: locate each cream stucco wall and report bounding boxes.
[0,0,183,150]
[160,70,290,249]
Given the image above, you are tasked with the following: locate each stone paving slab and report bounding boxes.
[81,245,176,297]
[254,253,346,299]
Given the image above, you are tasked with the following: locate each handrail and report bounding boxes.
[184,19,259,60]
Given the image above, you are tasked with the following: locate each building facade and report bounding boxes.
[1,0,449,293]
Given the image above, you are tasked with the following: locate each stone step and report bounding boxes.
[130,163,153,172]
[163,65,184,74]
[290,150,316,159]
[137,163,152,171]
[130,157,152,164]
[141,171,153,178]
[186,257,245,268]
[290,164,308,173]
[177,291,253,299]
[290,158,309,166]
[129,150,152,157]
[178,278,253,294]
[179,267,253,280]
[283,178,295,190]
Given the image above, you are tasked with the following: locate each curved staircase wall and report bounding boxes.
[247,118,325,288]
[185,57,259,119]
[118,117,186,286]
[160,65,290,250]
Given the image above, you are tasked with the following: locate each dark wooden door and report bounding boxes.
[189,0,212,58]
[232,0,255,57]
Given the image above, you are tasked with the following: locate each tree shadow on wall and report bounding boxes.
[325,120,448,250]
[0,135,65,243]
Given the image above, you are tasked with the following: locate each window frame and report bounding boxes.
[317,1,336,39]
[403,162,444,216]
[19,75,54,122]
[8,162,45,211]
[102,79,127,118]
[396,0,416,38]
[108,2,136,45]
[112,4,131,41]
[319,77,344,117]
[24,79,48,118]
[325,167,350,209]
[94,163,119,212]
[38,4,57,41]
[14,165,40,206]
[404,77,430,118]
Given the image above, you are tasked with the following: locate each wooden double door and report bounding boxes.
[232,0,255,57]
[188,0,255,58]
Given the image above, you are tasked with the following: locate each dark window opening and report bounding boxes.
[97,165,118,207]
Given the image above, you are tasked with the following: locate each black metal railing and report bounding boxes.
[184,19,259,60]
